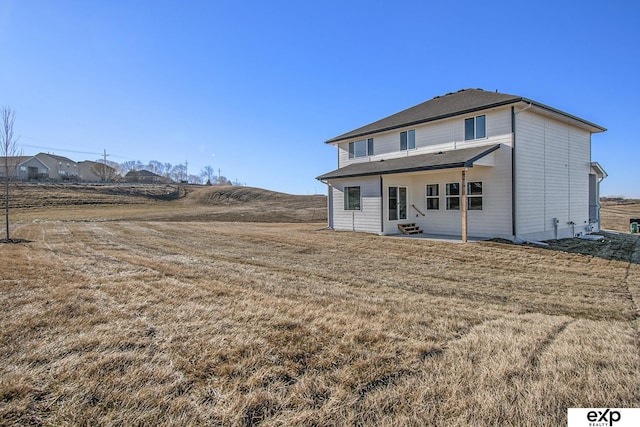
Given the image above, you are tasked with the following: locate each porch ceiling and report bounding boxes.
[317,144,500,180]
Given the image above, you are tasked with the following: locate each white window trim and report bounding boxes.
[445,182,460,210]
[464,115,487,141]
[344,186,361,210]
[348,138,374,159]
[426,184,439,210]
[400,129,416,151]
[467,181,483,210]
[388,186,408,221]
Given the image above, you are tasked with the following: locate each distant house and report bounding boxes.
[123,169,168,184]
[35,153,79,181]
[317,89,607,241]
[0,156,49,181]
[78,160,117,183]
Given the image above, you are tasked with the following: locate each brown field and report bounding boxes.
[1,185,639,426]
[601,199,640,233]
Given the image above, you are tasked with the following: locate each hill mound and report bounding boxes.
[7,183,181,208]
[7,183,327,223]
[178,185,327,223]
[188,185,324,206]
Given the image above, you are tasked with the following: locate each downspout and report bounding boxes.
[511,106,516,239]
[319,179,333,230]
[380,175,384,234]
[461,168,468,243]
[597,174,604,227]
[511,102,533,240]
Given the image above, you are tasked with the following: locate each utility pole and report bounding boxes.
[185,160,188,182]
[102,149,109,183]
[218,168,221,185]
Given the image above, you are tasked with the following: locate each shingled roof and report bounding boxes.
[317,144,500,180]
[37,153,76,163]
[326,88,605,143]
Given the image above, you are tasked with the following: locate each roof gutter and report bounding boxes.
[317,145,501,181]
[317,162,468,180]
[325,99,523,144]
[590,161,608,179]
[519,98,607,132]
[326,97,606,144]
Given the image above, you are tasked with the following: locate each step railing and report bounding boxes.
[411,204,425,216]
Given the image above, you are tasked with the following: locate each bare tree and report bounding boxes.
[90,161,118,182]
[170,164,186,182]
[200,165,215,185]
[188,174,202,185]
[163,162,173,179]
[1,107,19,241]
[217,175,231,186]
[120,160,143,173]
[147,160,164,176]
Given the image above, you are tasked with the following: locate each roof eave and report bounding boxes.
[326,95,606,145]
[325,99,523,144]
[590,161,608,178]
[520,98,607,133]
[317,162,465,181]
[463,144,501,167]
[317,145,501,181]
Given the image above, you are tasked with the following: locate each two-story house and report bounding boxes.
[0,156,49,181]
[317,89,607,242]
[35,153,79,181]
[78,160,117,183]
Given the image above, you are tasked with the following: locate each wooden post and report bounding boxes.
[461,169,467,243]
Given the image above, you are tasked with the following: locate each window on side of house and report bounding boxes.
[467,181,483,210]
[464,115,486,141]
[426,184,439,210]
[344,186,361,210]
[400,129,416,151]
[446,182,460,210]
[348,138,374,158]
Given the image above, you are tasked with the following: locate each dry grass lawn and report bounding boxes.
[1,185,639,425]
[601,199,640,233]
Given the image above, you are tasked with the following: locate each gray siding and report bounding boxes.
[515,110,592,240]
[380,145,512,238]
[35,154,78,181]
[337,108,513,168]
[330,177,381,233]
[325,103,598,241]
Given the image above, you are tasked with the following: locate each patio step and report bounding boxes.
[398,223,423,235]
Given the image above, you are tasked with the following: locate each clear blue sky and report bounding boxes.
[0,0,637,196]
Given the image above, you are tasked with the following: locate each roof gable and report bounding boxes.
[326,88,605,143]
[2,156,50,169]
[79,160,116,171]
[36,152,76,164]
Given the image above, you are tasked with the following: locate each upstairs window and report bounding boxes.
[344,186,361,210]
[446,183,460,210]
[426,184,439,210]
[400,129,416,151]
[349,138,374,158]
[464,115,486,140]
